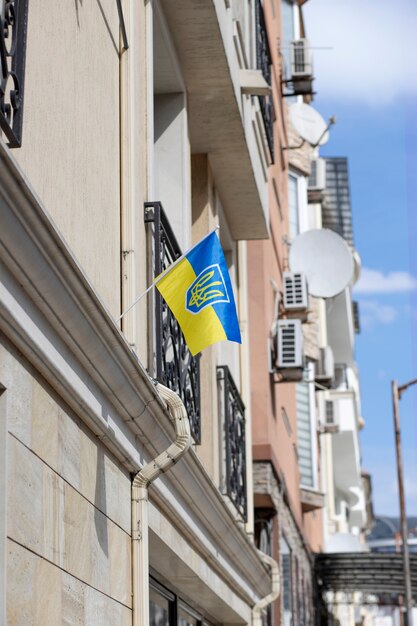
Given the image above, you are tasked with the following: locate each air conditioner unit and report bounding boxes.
[315,346,335,386]
[323,399,339,433]
[283,272,308,311]
[275,319,304,372]
[316,392,339,434]
[290,39,313,78]
[325,399,335,425]
[308,158,326,191]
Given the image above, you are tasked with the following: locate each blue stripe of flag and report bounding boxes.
[186,232,241,344]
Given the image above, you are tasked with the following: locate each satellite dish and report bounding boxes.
[289,103,330,147]
[289,229,354,298]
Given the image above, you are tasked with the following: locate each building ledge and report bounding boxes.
[300,487,325,513]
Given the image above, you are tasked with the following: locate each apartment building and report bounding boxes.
[0,1,279,624]
[307,156,369,626]
[318,157,367,552]
[0,1,372,625]
[247,2,326,626]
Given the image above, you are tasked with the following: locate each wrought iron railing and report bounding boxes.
[0,0,28,147]
[255,0,274,161]
[144,202,201,442]
[217,365,247,520]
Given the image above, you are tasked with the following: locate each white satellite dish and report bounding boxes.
[289,229,354,298]
[289,102,330,147]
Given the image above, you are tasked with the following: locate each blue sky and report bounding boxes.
[304,0,417,516]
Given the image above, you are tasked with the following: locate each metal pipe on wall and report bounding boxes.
[132,382,191,626]
[252,550,280,626]
[392,379,413,626]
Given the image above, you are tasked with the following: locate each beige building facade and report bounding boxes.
[0,1,371,626]
[0,0,277,624]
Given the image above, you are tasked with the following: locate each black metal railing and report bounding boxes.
[255,0,274,162]
[217,365,247,520]
[0,0,28,147]
[145,202,201,442]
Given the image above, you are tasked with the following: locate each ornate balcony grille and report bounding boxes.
[0,0,28,148]
[255,0,274,161]
[217,365,247,520]
[145,202,201,442]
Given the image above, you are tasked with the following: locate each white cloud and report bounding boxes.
[355,268,417,294]
[360,300,398,328]
[303,0,417,105]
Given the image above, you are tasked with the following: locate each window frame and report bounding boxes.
[296,361,318,490]
[280,532,293,626]
[149,576,214,626]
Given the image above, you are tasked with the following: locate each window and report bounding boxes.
[152,1,191,250]
[280,0,300,99]
[217,202,240,382]
[280,534,293,626]
[288,174,299,240]
[288,172,309,240]
[296,362,317,489]
[281,0,296,79]
[295,559,307,626]
[150,585,172,626]
[150,578,207,626]
[179,605,199,626]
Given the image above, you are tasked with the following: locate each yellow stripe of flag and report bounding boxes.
[156,258,227,355]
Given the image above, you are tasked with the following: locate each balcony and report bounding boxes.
[281,39,314,98]
[328,390,366,528]
[326,289,355,365]
[158,0,268,240]
[0,0,29,147]
[255,0,274,162]
[217,365,247,521]
[145,201,201,442]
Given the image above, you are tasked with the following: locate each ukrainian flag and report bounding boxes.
[155,231,242,356]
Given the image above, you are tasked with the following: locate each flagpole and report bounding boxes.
[116,225,220,323]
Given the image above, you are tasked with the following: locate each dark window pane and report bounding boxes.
[150,588,170,626]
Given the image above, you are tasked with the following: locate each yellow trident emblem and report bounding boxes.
[186,264,229,313]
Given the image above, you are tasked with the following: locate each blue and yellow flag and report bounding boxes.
[155,231,241,356]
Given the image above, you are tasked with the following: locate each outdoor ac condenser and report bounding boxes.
[324,399,335,427]
[275,319,304,370]
[308,158,326,191]
[290,39,313,78]
[315,346,335,386]
[283,271,309,311]
[316,393,339,433]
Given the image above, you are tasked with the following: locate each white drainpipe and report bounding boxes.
[132,382,191,626]
[252,550,281,626]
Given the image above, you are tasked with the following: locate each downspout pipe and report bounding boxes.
[252,550,281,626]
[132,382,191,626]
